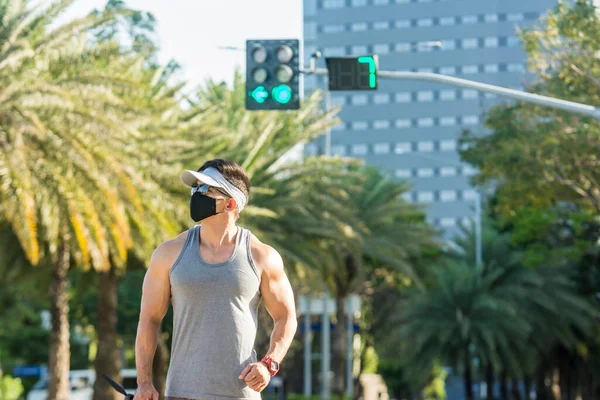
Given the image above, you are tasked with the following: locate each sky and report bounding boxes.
[60,0,303,87]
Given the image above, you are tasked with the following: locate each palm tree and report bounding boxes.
[314,166,438,394]
[0,2,184,398]
[395,260,533,400]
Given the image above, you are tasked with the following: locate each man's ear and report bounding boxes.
[226,197,237,212]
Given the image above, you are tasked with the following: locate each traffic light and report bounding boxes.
[245,39,300,110]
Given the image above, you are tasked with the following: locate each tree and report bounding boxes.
[0,1,183,398]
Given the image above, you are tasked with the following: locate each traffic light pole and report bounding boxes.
[302,67,600,119]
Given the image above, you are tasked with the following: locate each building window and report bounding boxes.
[351,45,368,54]
[374,21,390,30]
[374,120,391,129]
[305,0,317,16]
[462,38,478,49]
[395,19,411,28]
[351,121,368,130]
[440,190,457,202]
[330,96,346,106]
[323,24,346,33]
[508,63,525,72]
[352,94,368,105]
[507,36,520,48]
[351,22,368,32]
[352,144,368,155]
[440,90,456,101]
[462,189,477,200]
[440,217,457,227]
[484,92,496,99]
[416,41,435,52]
[374,0,390,4]
[461,15,478,24]
[394,42,411,53]
[351,0,368,6]
[462,65,478,74]
[418,140,434,151]
[440,16,455,26]
[417,67,433,73]
[440,116,457,126]
[484,64,499,73]
[374,93,390,104]
[417,118,434,128]
[463,165,478,176]
[440,40,456,51]
[395,0,410,3]
[305,144,319,155]
[331,145,346,156]
[395,142,412,154]
[417,191,434,203]
[484,37,499,48]
[507,12,524,22]
[304,22,317,40]
[395,119,411,129]
[484,13,498,22]
[417,168,434,177]
[440,66,456,75]
[395,92,411,103]
[440,139,457,151]
[374,44,390,54]
[323,0,345,8]
[463,115,479,125]
[417,18,433,27]
[332,122,345,131]
[440,166,457,176]
[324,46,346,56]
[395,169,412,178]
[417,91,434,102]
[462,89,478,100]
[374,143,390,154]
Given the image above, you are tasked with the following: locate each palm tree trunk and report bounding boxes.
[524,375,532,400]
[536,366,548,400]
[463,343,474,400]
[153,331,170,400]
[331,295,347,396]
[485,363,494,400]
[512,377,522,400]
[93,264,121,400]
[500,370,508,400]
[48,241,71,400]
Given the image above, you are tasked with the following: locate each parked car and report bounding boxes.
[27,369,137,400]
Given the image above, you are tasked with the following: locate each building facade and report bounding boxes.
[303,0,556,237]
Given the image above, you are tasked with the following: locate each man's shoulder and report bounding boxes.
[150,229,192,270]
[249,233,284,276]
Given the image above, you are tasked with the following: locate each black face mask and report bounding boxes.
[190,192,220,222]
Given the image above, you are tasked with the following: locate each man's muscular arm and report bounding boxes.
[134,239,179,400]
[240,240,297,392]
[260,247,298,363]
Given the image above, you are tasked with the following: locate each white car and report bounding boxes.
[27,369,137,400]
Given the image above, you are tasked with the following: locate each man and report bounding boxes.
[134,159,298,400]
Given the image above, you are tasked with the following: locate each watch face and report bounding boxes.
[272,361,279,371]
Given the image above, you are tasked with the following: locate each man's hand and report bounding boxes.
[133,382,159,400]
[239,362,271,392]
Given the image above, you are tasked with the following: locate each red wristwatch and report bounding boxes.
[260,356,280,377]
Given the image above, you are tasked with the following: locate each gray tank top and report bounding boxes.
[165,225,262,400]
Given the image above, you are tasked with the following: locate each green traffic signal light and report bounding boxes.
[250,86,269,103]
[272,85,292,104]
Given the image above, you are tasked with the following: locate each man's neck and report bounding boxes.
[199,221,238,249]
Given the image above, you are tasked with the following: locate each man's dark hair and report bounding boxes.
[198,159,251,200]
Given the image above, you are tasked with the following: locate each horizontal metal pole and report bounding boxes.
[302,67,600,120]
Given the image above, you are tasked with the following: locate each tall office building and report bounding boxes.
[303,0,556,237]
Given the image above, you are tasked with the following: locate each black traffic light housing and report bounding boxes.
[245,39,300,111]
